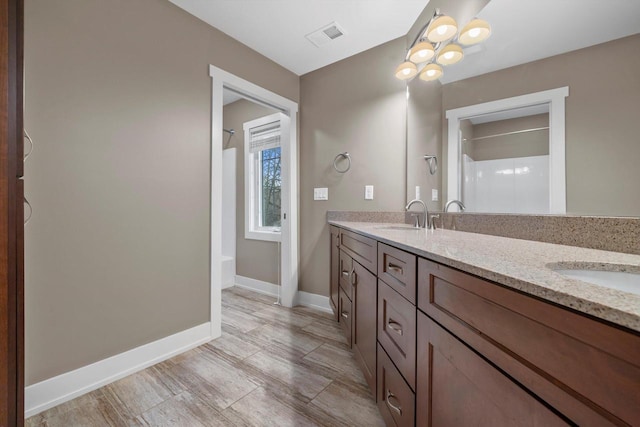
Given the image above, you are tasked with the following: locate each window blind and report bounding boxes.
[249,121,281,153]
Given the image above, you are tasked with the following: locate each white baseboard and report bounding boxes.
[234,275,331,313]
[25,322,212,418]
[234,275,280,297]
[297,291,332,313]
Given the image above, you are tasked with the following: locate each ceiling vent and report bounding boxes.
[305,22,346,47]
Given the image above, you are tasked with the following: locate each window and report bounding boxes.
[244,113,283,241]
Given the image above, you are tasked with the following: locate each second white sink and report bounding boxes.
[555,268,640,296]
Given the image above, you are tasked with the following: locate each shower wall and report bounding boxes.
[223,99,280,285]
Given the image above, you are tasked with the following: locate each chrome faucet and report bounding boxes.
[444,199,466,212]
[405,199,428,228]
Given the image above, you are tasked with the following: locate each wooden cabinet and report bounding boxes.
[330,225,640,427]
[329,226,340,320]
[339,228,377,273]
[339,287,352,347]
[377,344,415,427]
[416,312,567,427]
[339,249,353,300]
[352,261,377,396]
[377,280,416,390]
[378,243,417,304]
[418,258,640,426]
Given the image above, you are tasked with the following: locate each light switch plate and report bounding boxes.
[415,186,421,200]
[365,185,374,200]
[314,187,328,201]
[432,189,438,201]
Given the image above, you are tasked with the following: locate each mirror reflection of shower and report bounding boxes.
[461,104,550,214]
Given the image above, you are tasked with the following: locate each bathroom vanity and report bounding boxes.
[329,220,640,426]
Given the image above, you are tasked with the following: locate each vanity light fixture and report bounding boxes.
[419,63,442,81]
[436,43,464,65]
[409,41,435,63]
[395,10,491,82]
[395,61,418,80]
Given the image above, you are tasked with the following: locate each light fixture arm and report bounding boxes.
[405,9,441,58]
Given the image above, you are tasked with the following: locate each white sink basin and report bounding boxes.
[555,269,640,296]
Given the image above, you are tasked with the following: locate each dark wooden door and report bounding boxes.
[1,0,24,425]
[416,312,567,427]
[329,227,339,320]
[352,261,376,396]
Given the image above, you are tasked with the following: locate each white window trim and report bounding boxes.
[244,113,283,242]
[446,87,569,214]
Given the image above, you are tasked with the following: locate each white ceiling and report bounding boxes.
[168,0,428,75]
[169,0,640,80]
[441,0,640,83]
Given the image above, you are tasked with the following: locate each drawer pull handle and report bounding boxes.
[386,390,402,415]
[350,269,357,286]
[341,270,350,277]
[387,320,403,336]
[341,311,349,319]
[387,263,403,274]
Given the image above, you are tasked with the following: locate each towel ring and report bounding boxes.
[424,155,437,175]
[333,152,351,173]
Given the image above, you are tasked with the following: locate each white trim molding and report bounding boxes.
[25,323,212,418]
[209,64,300,339]
[296,291,332,313]
[234,276,331,313]
[446,86,569,214]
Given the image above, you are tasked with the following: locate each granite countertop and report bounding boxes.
[329,220,640,333]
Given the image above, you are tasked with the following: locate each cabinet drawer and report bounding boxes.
[377,344,415,427]
[339,287,352,347]
[378,280,416,390]
[418,258,640,426]
[378,243,417,304]
[416,312,567,427]
[339,250,354,300]
[340,229,377,274]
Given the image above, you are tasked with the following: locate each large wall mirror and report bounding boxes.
[406,0,640,217]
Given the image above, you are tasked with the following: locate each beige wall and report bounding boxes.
[24,0,298,384]
[223,99,279,284]
[468,114,549,161]
[299,38,408,296]
[442,34,640,217]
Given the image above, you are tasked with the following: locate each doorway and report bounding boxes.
[209,66,299,339]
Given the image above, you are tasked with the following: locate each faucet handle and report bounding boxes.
[429,214,441,230]
[409,212,421,228]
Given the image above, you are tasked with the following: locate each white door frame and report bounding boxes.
[209,65,299,339]
[445,86,569,214]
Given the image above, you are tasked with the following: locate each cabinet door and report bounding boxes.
[416,312,568,427]
[352,260,377,396]
[329,226,340,320]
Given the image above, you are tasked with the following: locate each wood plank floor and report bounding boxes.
[27,287,385,426]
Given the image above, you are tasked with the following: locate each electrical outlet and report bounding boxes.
[314,187,328,201]
[415,186,421,200]
[432,189,438,201]
[365,185,374,200]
